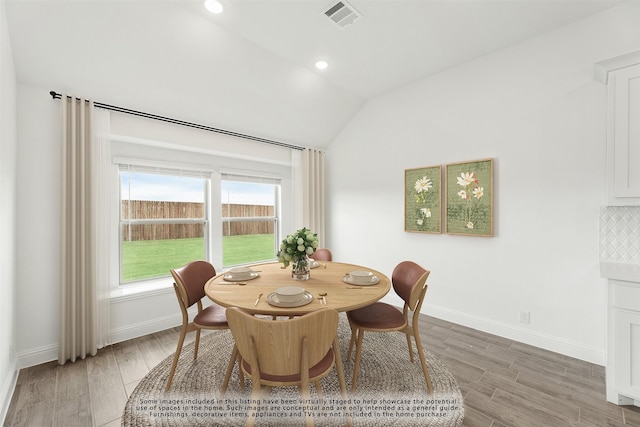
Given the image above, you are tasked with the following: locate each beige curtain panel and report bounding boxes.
[292,148,325,245]
[59,95,98,364]
[302,148,325,245]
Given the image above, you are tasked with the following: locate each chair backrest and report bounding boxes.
[170,260,217,308]
[313,248,333,261]
[226,307,339,377]
[392,261,430,311]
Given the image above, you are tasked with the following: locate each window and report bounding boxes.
[221,175,280,268]
[119,165,210,283]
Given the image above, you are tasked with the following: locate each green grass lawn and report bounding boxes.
[122,234,275,282]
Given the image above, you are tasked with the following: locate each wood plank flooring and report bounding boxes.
[4,314,640,426]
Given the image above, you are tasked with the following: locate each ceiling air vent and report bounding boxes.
[324,1,361,28]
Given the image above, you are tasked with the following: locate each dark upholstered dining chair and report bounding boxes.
[346,260,433,393]
[166,260,229,390]
[312,248,333,261]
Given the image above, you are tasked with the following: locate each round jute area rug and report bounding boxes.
[122,315,464,427]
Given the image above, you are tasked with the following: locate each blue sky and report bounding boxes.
[121,173,275,205]
[221,181,275,205]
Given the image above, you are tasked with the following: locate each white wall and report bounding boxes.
[15,84,60,367]
[325,3,640,365]
[0,0,18,421]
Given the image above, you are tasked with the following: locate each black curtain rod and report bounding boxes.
[49,91,304,151]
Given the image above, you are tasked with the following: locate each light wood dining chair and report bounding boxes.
[166,260,230,390]
[312,248,332,261]
[226,307,350,427]
[346,260,433,394]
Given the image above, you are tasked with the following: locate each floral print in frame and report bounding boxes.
[404,165,442,233]
[445,158,494,237]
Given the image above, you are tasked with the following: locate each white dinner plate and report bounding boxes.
[342,275,380,286]
[310,260,320,269]
[267,291,314,307]
[223,271,260,282]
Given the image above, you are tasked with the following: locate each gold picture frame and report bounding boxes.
[404,165,442,233]
[445,158,494,237]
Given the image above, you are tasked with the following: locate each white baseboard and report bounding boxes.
[109,313,182,344]
[16,343,57,369]
[423,303,605,365]
[15,313,183,370]
[1,361,18,425]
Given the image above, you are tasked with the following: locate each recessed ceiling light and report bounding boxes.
[204,0,223,14]
[315,60,329,70]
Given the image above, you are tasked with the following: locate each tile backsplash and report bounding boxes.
[600,206,640,264]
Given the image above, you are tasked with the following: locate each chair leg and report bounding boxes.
[350,330,365,392]
[246,371,264,427]
[333,337,348,400]
[165,326,188,391]
[238,356,245,390]
[332,337,352,427]
[347,324,357,360]
[246,383,262,427]
[301,382,314,427]
[304,407,315,426]
[413,332,433,394]
[404,329,415,363]
[193,328,202,359]
[221,345,239,396]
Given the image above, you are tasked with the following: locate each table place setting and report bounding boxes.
[266,286,314,308]
[253,293,263,306]
[221,266,260,282]
[308,258,323,269]
[343,270,380,286]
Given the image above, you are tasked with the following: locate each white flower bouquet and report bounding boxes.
[277,227,318,267]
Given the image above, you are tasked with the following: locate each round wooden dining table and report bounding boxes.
[204,261,391,316]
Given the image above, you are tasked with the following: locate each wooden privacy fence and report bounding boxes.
[121,200,274,241]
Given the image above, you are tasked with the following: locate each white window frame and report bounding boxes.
[221,173,282,268]
[118,162,212,285]
[106,140,294,296]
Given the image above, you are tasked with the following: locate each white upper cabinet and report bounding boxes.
[596,51,640,205]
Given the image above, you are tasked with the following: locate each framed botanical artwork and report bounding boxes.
[445,158,494,237]
[404,165,442,233]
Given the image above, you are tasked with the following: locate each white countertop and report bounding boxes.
[600,261,640,282]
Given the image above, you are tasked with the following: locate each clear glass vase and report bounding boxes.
[291,256,310,281]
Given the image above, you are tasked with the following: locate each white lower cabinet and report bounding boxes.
[614,310,640,402]
[608,280,640,406]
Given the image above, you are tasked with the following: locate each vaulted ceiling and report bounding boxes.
[5,0,624,148]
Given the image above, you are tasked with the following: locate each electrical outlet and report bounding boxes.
[519,311,531,324]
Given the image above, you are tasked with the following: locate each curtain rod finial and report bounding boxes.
[49,91,59,99]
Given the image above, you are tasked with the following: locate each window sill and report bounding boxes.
[110,277,174,302]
